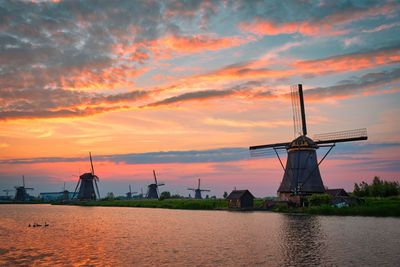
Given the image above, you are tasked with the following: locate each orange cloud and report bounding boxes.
[293,45,400,74]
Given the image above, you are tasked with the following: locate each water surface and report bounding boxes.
[0,204,399,266]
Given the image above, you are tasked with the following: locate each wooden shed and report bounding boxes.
[326,188,349,197]
[227,190,255,209]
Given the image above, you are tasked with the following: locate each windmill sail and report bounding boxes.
[314,128,367,144]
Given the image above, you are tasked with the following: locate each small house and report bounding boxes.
[325,188,349,197]
[227,190,255,209]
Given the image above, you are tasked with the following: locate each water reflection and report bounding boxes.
[278,214,327,266]
[0,205,399,266]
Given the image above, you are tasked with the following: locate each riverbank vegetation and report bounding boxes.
[271,195,400,217]
[353,176,399,197]
[59,198,265,210]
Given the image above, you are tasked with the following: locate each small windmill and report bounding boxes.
[126,185,137,199]
[250,84,367,204]
[3,189,14,198]
[72,152,100,201]
[187,179,210,199]
[146,170,165,199]
[62,182,70,201]
[14,175,34,201]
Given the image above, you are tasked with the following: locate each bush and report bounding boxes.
[308,194,331,206]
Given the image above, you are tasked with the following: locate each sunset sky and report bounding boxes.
[1,0,399,198]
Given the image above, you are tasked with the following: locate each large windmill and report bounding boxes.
[187,179,210,199]
[14,175,34,201]
[146,170,164,199]
[72,152,100,201]
[250,84,367,205]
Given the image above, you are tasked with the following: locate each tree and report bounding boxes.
[223,191,228,198]
[353,176,400,197]
[160,191,171,200]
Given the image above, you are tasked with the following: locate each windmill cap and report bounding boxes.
[80,173,96,180]
[288,136,317,151]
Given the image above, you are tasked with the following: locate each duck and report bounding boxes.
[28,224,31,227]
[36,223,42,227]
[44,222,49,227]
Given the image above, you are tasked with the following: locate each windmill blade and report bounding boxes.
[250,148,280,158]
[157,183,165,186]
[89,152,94,175]
[22,175,25,187]
[94,179,101,200]
[93,175,99,182]
[187,188,196,191]
[72,179,81,199]
[198,179,201,190]
[250,141,290,151]
[291,84,302,137]
[200,189,211,192]
[129,185,132,194]
[314,128,367,145]
[153,170,157,184]
[25,188,34,190]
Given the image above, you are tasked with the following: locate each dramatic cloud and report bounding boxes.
[238,1,398,36]
[305,68,400,99]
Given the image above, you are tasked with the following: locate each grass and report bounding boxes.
[54,198,265,210]
[272,196,400,217]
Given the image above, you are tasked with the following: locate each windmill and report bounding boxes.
[146,170,164,199]
[126,185,137,199]
[187,179,210,199]
[249,84,367,205]
[72,152,100,201]
[3,189,14,198]
[62,182,70,201]
[14,175,34,201]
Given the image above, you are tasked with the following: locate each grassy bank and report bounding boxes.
[56,198,265,210]
[273,196,400,217]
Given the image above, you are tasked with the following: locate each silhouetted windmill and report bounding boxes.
[146,170,164,199]
[72,152,100,201]
[14,175,34,201]
[250,84,367,205]
[3,189,14,197]
[126,185,137,199]
[187,179,210,199]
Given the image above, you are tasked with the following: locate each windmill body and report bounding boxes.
[188,179,210,199]
[14,175,33,201]
[250,84,367,205]
[77,173,97,200]
[146,170,164,199]
[73,153,100,201]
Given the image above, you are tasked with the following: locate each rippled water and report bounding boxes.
[0,204,399,266]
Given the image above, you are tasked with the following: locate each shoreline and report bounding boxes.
[3,197,399,217]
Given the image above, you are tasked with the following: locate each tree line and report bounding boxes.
[353,176,400,197]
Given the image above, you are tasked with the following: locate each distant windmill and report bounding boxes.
[3,189,14,197]
[62,182,70,201]
[187,179,210,199]
[14,175,34,201]
[72,152,100,201]
[146,170,164,199]
[126,185,137,199]
[250,84,367,204]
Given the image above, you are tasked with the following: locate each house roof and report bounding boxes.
[227,190,255,199]
[326,188,348,197]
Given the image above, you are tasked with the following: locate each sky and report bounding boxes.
[0,0,399,198]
